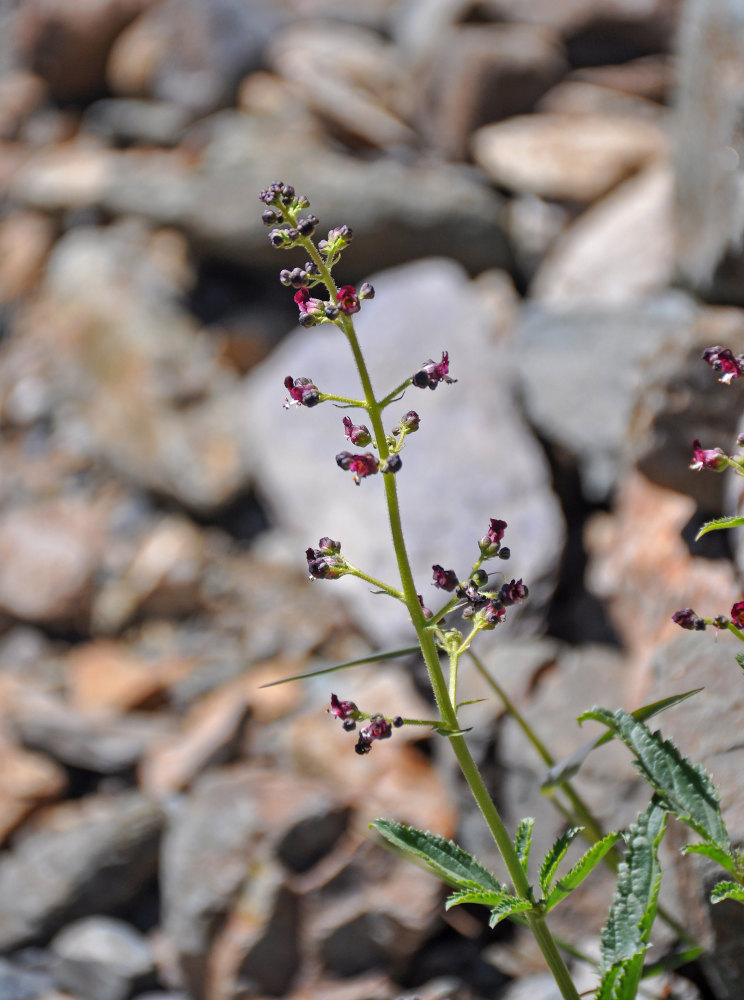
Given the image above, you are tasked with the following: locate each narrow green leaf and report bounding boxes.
[514,818,534,877]
[538,827,582,896]
[695,515,744,541]
[545,832,622,911]
[371,819,504,892]
[681,842,737,874]
[736,652,744,673]
[455,698,487,708]
[488,895,533,928]
[445,887,511,910]
[711,880,744,905]
[434,726,473,737]
[600,801,667,970]
[542,688,703,791]
[260,644,420,687]
[579,707,729,850]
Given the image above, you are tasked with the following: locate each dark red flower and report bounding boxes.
[671,608,706,631]
[499,578,529,606]
[336,285,360,315]
[480,600,506,627]
[342,416,371,447]
[306,546,346,579]
[327,693,359,721]
[731,602,744,628]
[412,351,457,390]
[479,518,507,558]
[354,714,393,753]
[336,451,379,484]
[690,439,727,471]
[294,287,323,316]
[432,565,458,591]
[283,375,320,408]
[701,346,744,384]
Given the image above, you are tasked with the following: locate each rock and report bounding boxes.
[585,471,739,673]
[536,79,666,120]
[0,211,54,304]
[51,917,155,1000]
[0,500,105,627]
[509,292,698,502]
[161,766,343,996]
[12,686,173,774]
[15,221,250,514]
[529,166,674,305]
[106,0,280,114]
[0,70,47,141]
[0,956,55,1000]
[242,258,564,641]
[568,55,673,102]
[0,732,66,846]
[0,791,163,950]
[472,113,668,203]
[15,0,150,102]
[267,22,416,150]
[92,517,206,633]
[65,640,186,716]
[82,99,192,147]
[411,23,568,159]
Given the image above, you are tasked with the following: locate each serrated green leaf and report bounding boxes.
[711,880,744,905]
[596,955,645,1000]
[260,644,421,687]
[488,895,533,928]
[695,515,744,541]
[515,818,534,876]
[579,707,729,850]
[542,688,703,791]
[538,827,582,896]
[445,887,512,910]
[600,801,667,971]
[545,832,622,911]
[681,842,737,874]
[371,819,504,892]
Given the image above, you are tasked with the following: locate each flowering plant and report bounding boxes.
[260,182,744,1000]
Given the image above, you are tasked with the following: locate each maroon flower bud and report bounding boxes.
[417,594,433,619]
[327,693,359,721]
[280,184,295,201]
[355,736,372,754]
[701,345,744,384]
[690,439,727,471]
[343,416,372,447]
[479,518,507,558]
[399,411,420,433]
[499,578,529,606]
[412,351,456,390]
[359,714,393,743]
[432,565,458,591]
[337,285,360,315]
[343,718,357,731]
[731,601,744,628]
[393,716,404,728]
[671,608,706,631]
[359,282,375,299]
[317,537,341,555]
[480,600,506,627]
[381,454,402,474]
[498,547,511,560]
[262,209,280,226]
[283,375,320,408]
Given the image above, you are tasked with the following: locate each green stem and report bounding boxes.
[378,378,413,409]
[725,621,744,643]
[348,568,403,600]
[320,392,367,407]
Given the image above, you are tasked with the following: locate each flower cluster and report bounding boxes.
[672,601,744,632]
[702,345,744,384]
[412,352,457,390]
[327,694,404,754]
[283,375,320,408]
[306,537,348,580]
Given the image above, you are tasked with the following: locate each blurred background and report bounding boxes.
[2,0,744,998]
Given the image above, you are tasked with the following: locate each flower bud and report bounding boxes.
[731,601,744,628]
[343,416,372,447]
[471,568,488,587]
[690,440,727,472]
[671,608,706,631]
[317,537,341,555]
[381,454,402,474]
[359,282,375,299]
[262,209,280,226]
[399,410,420,433]
[432,565,458,591]
[478,518,507,558]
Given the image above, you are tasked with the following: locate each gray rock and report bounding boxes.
[510,291,699,502]
[82,99,192,147]
[51,917,155,1000]
[0,956,54,1000]
[0,792,163,950]
[276,805,351,874]
[242,258,564,641]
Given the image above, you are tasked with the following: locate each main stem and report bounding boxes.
[331,306,580,1000]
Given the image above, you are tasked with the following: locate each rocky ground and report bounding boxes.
[1,0,744,998]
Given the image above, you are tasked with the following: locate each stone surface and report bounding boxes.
[51,916,155,1000]
[65,640,186,716]
[0,500,105,627]
[530,166,674,305]
[0,211,54,304]
[242,258,564,641]
[0,792,163,950]
[509,292,698,501]
[0,732,66,845]
[472,113,668,203]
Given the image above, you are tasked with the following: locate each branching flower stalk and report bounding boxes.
[260,182,580,999]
